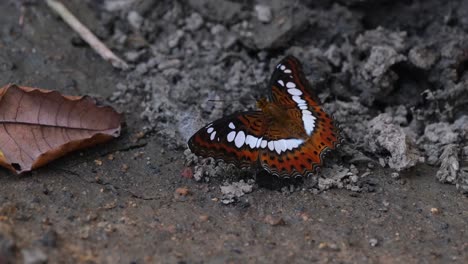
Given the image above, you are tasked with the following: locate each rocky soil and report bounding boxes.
[0,0,467,263]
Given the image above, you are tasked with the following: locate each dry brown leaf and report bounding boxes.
[0,84,123,174]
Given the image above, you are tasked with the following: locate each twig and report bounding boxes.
[45,0,129,70]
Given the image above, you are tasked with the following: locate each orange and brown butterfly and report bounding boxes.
[188,55,341,178]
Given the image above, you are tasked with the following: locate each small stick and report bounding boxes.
[45,0,129,70]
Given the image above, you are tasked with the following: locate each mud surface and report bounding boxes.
[0,0,467,263]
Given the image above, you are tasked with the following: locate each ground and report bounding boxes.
[0,0,467,263]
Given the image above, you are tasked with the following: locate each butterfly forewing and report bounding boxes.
[268,55,321,107]
[188,112,267,168]
[257,55,341,177]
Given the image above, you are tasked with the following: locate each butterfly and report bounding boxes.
[188,55,341,178]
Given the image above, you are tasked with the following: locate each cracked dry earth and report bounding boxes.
[0,0,468,263]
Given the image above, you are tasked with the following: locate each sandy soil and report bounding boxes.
[0,1,467,263]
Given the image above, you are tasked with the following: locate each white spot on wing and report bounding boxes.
[228,122,235,129]
[255,137,263,148]
[207,127,214,133]
[292,95,306,104]
[261,140,267,148]
[245,135,258,148]
[288,88,302,96]
[267,141,274,151]
[284,69,292,74]
[273,140,285,154]
[210,131,216,140]
[280,65,286,70]
[234,131,246,148]
[286,82,296,88]
[279,139,287,153]
[227,131,236,142]
[303,115,316,135]
[278,80,284,86]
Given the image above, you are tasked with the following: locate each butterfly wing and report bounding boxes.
[267,55,321,107]
[188,112,267,168]
[189,56,341,178]
[258,55,341,177]
[258,124,339,177]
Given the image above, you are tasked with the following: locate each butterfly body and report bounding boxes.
[257,101,308,141]
[189,56,341,178]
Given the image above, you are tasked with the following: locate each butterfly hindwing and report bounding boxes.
[188,112,266,168]
[259,120,338,177]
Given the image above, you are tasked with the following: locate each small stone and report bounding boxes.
[349,164,359,175]
[181,167,193,179]
[107,154,115,161]
[103,202,117,210]
[369,238,378,247]
[121,164,129,172]
[430,208,440,214]
[127,11,143,30]
[391,172,400,179]
[299,212,310,221]
[94,160,102,166]
[408,46,438,70]
[168,30,184,48]
[254,5,272,23]
[158,59,181,70]
[199,215,209,222]
[185,13,204,31]
[264,215,285,226]
[134,131,145,140]
[318,242,339,251]
[175,187,190,196]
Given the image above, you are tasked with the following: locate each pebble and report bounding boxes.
[264,215,285,226]
[369,238,379,247]
[318,242,339,251]
[408,46,438,70]
[175,187,190,196]
[254,5,272,23]
[168,30,184,48]
[127,11,143,30]
[185,13,204,31]
[158,59,181,70]
[199,215,209,222]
